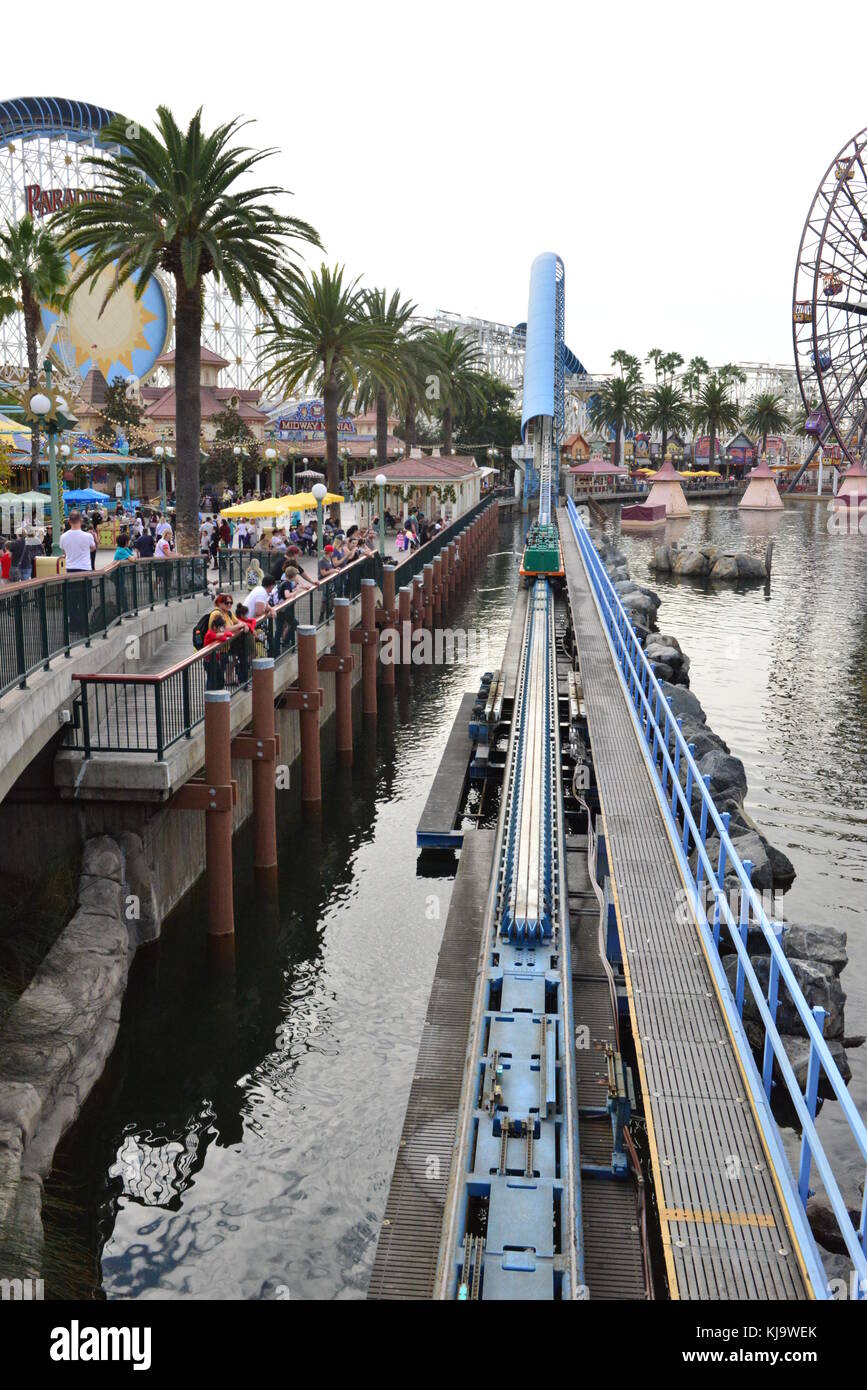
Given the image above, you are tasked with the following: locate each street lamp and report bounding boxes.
[26,361,76,557]
[311,481,327,571]
[154,445,166,512]
[265,445,278,496]
[375,473,388,557]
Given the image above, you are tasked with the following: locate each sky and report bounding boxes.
[10,0,867,374]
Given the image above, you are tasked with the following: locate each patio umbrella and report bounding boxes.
[220,491,344,519]
[295,468,325,482]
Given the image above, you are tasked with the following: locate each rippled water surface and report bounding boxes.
[44,503,867,1296]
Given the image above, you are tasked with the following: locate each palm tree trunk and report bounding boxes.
[23,289,41,491]
[376,385,388,468]
[614,421,622,469]
[443,406,453,455]
[323,373,340,521]
[173,283,203,556]
[709,424,717,480]
[661,427,668,465]
[404,394,417,455]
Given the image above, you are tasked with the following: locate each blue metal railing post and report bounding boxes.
[695,774,712,888]
[712,810,731,948]
[762,919,785,1097]
[798,1006,828,1206]
[735,859,753,1015]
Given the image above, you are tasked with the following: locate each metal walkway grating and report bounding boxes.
[562,527,808,1301]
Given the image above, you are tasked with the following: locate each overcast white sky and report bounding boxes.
[15,0,867,373]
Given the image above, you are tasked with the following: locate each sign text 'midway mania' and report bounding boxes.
[25,184,105,217]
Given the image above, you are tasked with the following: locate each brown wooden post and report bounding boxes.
[297,625,322,803]
[334,597,353,756]
[448,542,456,602]
[204,690,234,936]
[398,584,412,665]
[412,575,424,633]
[441,544,451,606]
[361,578,377,715]
[381,564,396,691]
[251,658,277,870]
[423,564,433,628]
[432,554,443,622]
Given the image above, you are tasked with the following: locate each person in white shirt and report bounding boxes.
[155,528,173,558]
[245,576,275,618]
[60,511,97,572]
[155,515,171,539]
[199,519,214,552]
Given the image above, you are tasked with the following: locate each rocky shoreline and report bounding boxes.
[594,532,858,1105]
[649,539,770,582]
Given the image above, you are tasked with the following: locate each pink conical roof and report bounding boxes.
[652,459,683,481]
[747,456,776,480]
[842,457,867,478]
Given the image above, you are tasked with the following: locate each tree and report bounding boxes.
[644,382,690,465]
[203,406,260,490]
[611,348,642,383]
[52,106,320,555]
[352,288,416,468]
[454,372,522,455]
[258,265,399,515]
[396,330,443,455]
[94,375,151,455]
[691,373,740,475]
[588,375,645,468]
[681,355,710,400]
[0,215,68,488]
[427,328,485,454]
[741,391,789,458]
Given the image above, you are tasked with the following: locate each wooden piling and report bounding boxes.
[399,584,412,665]
[361,578,378,714]
[204,691,234,935]
[334,597,353,755]
[382,564,396,690]
[297,626,322,803]
[251,658,277,870]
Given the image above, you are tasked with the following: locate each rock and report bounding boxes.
[782,1036,851,1092]
[726,830,771,888]
[698,544,720,561]
[672,549,710,577]
[736,552,767,580]
[651,662,675,682]
[81,836,124,885]
[649,545,672,572]
[760,838,797,891]
[118,832,159,947]
[660,682,706,724]
[697,749,748,805]
[77,875,124,920]
[725,954,846,1039]
[645,644,681,667]
[710,555,740,581]
[783,924,847,976]
[654,632,682,652]
[807,1198,861,1256]
[623,591,657,616]
[683,727,730,760]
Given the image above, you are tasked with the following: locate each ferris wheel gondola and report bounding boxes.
[793,126,867,466]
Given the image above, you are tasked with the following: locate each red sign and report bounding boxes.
[24,184,104,217]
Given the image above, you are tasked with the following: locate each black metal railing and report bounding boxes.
[69,553,381,759]
[0,557,209,704]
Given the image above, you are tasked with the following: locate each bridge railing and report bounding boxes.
[0,557,210,706]
[68,553,381,759]
[565,495,867,1299]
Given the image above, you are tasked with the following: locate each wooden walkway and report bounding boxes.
[561,526,809,1301]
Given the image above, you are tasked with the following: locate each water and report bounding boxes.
[42,526,524,1301]
[43,503,867,1296]
[614,499,867,1201]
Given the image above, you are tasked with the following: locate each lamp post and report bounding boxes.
[26,359,76,557]
[233,443,247,497]
[297,454,306,494]
[154,444,166,512]
[375,473,387,557]
[265,446,278,497]
[311,481,327,572]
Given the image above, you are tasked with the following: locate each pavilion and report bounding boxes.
[739,456,784,510]
[645,459,690,517]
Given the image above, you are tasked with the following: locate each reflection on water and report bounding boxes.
[43,524,524,1301]
[616,499,867,1197]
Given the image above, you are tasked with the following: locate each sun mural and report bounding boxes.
[39,251,172,386]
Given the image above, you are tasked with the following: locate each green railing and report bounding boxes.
[0,557,209,705]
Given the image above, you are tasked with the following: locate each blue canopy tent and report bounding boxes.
[62,488,111,507]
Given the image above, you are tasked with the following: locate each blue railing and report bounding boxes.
[565,495,867,1300]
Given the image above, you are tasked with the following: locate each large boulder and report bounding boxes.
[672,549,710,577]
[649,545,672,573]
[710,554,740,581]
[736,552,767,580]
[725,954,846,1039]
[760,837,797,892]
[697,748,748,806]
[660,682,706,725]
[784,923,848,976]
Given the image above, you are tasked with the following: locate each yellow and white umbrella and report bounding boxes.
[220,491,344,519]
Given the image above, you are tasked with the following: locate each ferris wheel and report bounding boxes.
[792,126,867,466]
[0,97,265,393]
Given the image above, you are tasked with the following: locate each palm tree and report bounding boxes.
[588,376,645,468]
[611,348,642,383]
[427,328,485,454]
[681,355,710,401]
[352,289,416,468]
[258,265,399,513]
[691,373,740,476]
[397,330,442,457]
[741,390,789,460]
[0,216,68,488]
[52,106,320,554]
[644,381,690,465]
